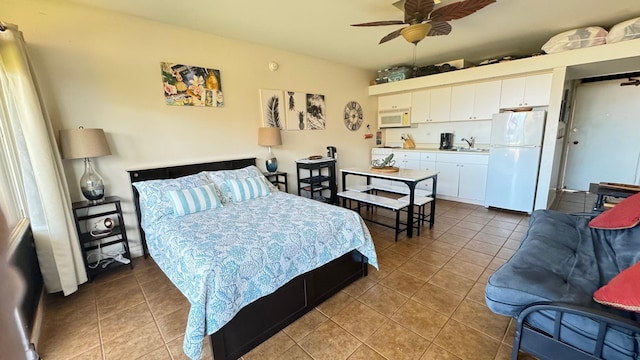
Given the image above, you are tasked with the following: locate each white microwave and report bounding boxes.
[378,108,411,128]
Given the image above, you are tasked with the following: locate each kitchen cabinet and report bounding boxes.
[410,87,451,123]
[393,150,420,169]
[378,93,411,111]
[435,153,488,202]
[500,73,553,108]
[450,80,502,121]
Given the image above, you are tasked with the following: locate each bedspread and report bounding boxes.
[142,191,378,359]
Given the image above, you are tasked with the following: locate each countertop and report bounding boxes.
[375,146,489,154]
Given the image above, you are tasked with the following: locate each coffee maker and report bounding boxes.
[440,133,454,149]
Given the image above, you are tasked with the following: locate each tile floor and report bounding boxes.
[38,192,594,360]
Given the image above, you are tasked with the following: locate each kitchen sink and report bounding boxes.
[445,147,488,153]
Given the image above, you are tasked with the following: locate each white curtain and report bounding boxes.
[0,23,87,295]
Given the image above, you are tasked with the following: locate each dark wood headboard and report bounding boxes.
[127,158,256,257]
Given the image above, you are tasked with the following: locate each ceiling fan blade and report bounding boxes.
[404,0,435,24]
[351,20,405,27]
[427,21,452,36]
[430,0,496,22]
[379,28,405,44]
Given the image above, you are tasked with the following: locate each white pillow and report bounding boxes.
[607,17,640,44]
[542,27,608,54]
[223,177,271,202]
[205,165,277,203]
[166,184,222,216]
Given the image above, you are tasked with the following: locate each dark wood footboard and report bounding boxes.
[210,249,368,360]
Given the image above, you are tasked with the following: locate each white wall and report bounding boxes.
[5,0,379,256]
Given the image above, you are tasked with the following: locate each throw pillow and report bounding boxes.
[589,192,640,229]
[166,184,222,216]
[223,177,270,202]
[593,262,640,312]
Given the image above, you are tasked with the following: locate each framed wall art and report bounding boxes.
[161,62,223,107]
[259,89,285,129]
[285,91,307,130]
[306,93,326,130]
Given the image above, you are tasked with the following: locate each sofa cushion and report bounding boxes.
[589,192,640,230]
[594,262,640,312]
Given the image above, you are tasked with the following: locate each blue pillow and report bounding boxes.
[223,177,271,202]
[166,184,222,216]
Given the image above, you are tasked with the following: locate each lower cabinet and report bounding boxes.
[435,153,488,203]
[370,149,488,203]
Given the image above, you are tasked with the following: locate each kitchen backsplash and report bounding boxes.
[383,120,492,148]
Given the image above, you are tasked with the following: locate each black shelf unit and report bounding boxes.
[263,171,288,192]
[296,158,337,204]
[72,196,133,281]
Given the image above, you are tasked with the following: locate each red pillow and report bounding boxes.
[593,262,640,312]
[589,192,640,229]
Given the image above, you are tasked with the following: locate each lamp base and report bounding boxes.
[265,147,278,172]
[266,157,278,173]
[80,158,105,203]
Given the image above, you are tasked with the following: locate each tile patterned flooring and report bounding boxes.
[38,193,593,360]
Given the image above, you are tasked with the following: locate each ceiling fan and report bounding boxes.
[352,0,496,45]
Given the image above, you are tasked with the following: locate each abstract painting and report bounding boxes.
[161,62,223,107]
[285,91,307,130]
[306,93,326,130]
[259,89,285,129]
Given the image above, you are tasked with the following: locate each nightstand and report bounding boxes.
[71,196,133,281]
[263,171,288,192]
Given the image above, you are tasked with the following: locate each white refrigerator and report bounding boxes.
[485,111,546,213]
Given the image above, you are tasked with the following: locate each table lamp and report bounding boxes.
[59,127,112,203]
[258,127,282,172]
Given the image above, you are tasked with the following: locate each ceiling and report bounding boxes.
[59,0,640,72]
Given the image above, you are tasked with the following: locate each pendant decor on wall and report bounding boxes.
[285,91,307,130]
[259,89,286,129]
[343,101,363,131]
[161,62,223,107]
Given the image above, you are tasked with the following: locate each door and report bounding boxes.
[485,147,541,213]
[459,163,488,201]
[473,80,502,120]
[435,162,459,197]
[564,80,640,190]
[411,90,430,124]
[450,84,475,121]
[490,112,545,147]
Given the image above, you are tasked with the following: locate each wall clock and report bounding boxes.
[343,101,363,131]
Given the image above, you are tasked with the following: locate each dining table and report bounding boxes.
[340,167,438,237]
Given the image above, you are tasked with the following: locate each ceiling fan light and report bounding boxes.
[400,23,432,44]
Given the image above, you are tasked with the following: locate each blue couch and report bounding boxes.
[485,210,640,359]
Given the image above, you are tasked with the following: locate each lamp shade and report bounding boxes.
[257,127,282,147]
[59,128,112,159]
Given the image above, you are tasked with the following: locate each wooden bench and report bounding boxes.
[337,190,409,241]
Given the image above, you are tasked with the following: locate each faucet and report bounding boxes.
[461,136,475,149]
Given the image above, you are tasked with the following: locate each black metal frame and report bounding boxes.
[128,158,369,360]
[513,302,640,360]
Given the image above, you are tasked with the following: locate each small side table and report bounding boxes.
[71,196,133,281]
[263,171,288,192]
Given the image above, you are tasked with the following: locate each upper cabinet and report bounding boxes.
[378,93,411,111]
[450,80,502,121]
[410,87,451,124]
[500,73,553,109]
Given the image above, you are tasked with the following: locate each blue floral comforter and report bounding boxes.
[142,191,378,359]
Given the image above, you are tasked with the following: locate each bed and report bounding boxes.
[128,158,378,360]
